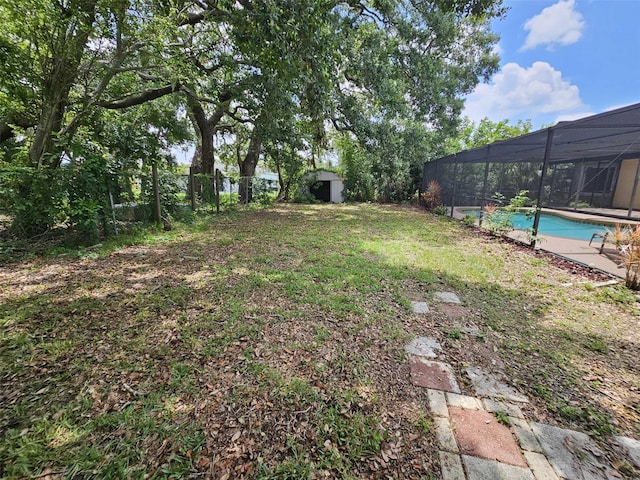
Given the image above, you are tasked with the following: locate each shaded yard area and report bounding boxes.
[1,204,638,478]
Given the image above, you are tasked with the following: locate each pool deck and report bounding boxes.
[511,231,626,279]
[453,207,635,279]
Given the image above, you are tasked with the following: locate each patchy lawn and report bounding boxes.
[1,203,638,479]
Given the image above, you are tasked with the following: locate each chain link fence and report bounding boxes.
[0,165,279,240]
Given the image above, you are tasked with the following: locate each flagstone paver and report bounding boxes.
[426,389,449,417]
[403,292,639,480]
[435,291,462,304]
[411,301,430,313]
[462,455,536,480]
[408,357,461,392]
[439,451,466,480]
[483,398,524,419]
[405,336,442,358]
[434,417,459,453]
[530,422,617,480]
[446,392,483,410]
[523,451,560,480]
[460,324,482,337]
[509,417,543,453]
[450,406,527,467]
[465,366,529,403]
[615,436,640,469]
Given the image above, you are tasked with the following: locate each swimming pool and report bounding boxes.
[463,209,609,241]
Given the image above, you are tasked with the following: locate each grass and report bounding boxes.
[1,203,639,478]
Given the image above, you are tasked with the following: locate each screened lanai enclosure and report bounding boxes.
[423,103,640,239]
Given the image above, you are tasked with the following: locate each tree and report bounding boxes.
[336,132,374,202]
[0,0,508,236]
[443,117,533,153]
[440,117,535,200]
[330,1,503,200]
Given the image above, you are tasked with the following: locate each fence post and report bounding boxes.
[450,156,458,218]
[215,168,221,213]
[108,189,119,235]
[189,167,196,211]
[531,128,554,248]
[478,146,491,227]
[152,163,161,224]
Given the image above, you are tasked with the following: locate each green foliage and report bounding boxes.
[318,405,385,461]
[445,117,533,154]
[292,174,323,204]
[446,328,462,339]
[433,205,448,216]
[414,413,431,434]
[336,133,374,202]
[493,411,511,426]
[461,214,476,226]
[595,285,637,305]
[482,190,536,237]
[1,0,506,229]
[0,167,67,237]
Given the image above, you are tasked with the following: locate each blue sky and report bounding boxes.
[463,0,640,128]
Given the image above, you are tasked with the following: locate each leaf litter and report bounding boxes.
[0,203,638,478]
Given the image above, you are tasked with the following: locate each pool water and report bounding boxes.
[464,210,608,241]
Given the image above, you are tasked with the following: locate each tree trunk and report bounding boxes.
[29,1,97,167]
[185,89,232,174]
[238,124,262,204]
[187,97,215,175]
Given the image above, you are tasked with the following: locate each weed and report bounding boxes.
[433,205,448,216]
[461,214,476,226]
[314,325,330,343]
[414,413,431,434]
[446,328,462,340]
[596,286,636,305]
[533,384,553,400]
[493,411,511,426]
[584,336,608,353]
[317,406,384,461]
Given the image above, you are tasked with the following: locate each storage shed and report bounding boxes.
[303,170,345,203]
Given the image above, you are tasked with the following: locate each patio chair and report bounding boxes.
[589,231,609,254]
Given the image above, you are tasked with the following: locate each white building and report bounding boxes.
[303,170,345,203]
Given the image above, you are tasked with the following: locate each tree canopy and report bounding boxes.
[0,0,506,225]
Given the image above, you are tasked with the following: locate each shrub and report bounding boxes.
[461,214,476,227]
[616,224,640,290]
[420,180,442,210]
[433,204,448,216]
[2,168,67,237]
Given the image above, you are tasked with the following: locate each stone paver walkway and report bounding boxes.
[408,293,640,480]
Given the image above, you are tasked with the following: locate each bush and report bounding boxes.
[433,205,448,216]
[420,180,442,210]
[1,167,67,238]
[461,214,476,226]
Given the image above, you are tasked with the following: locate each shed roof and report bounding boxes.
[436,102,640,165]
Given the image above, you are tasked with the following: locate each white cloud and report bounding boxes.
[464,61,586,122]
[522,0,585,51]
